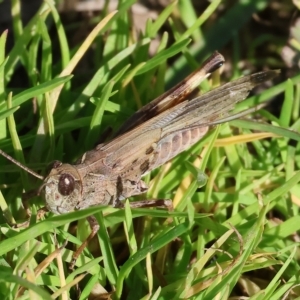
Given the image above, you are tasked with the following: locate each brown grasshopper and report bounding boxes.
[0,52,279,268]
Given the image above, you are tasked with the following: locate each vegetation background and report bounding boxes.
[0,0,300,299]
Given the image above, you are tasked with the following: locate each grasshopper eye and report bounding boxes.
[58,173,75,196]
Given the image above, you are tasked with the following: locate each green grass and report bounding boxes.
[0,0,300,299]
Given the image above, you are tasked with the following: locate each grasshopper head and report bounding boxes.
[42,161,82,214]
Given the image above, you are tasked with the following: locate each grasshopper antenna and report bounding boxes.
[0,149,44,180]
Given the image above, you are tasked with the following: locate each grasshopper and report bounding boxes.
[0,52,279,268]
